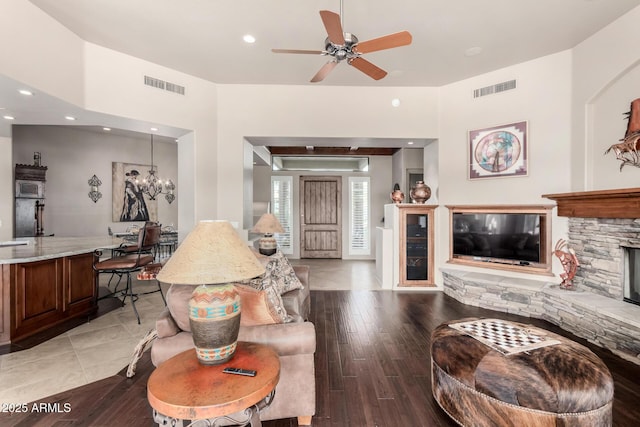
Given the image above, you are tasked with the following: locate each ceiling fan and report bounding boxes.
[272,9,412,83]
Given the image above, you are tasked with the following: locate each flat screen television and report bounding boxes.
[452,212,542,265]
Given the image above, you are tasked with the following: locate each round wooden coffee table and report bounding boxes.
[147,341,280,427]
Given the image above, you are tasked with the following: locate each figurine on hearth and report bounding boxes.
[554,239,579,290]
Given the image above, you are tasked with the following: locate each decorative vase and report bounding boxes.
[410,181,431,204]
[189,283,241,365]
[258,233,278,255]
[390,189,405,204]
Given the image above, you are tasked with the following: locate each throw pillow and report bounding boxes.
[234,283,288,326]
[239,255,292,324]
[267,250,304,295]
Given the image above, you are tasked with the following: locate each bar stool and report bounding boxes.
[94,224,165,323]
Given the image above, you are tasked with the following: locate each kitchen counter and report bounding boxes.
[0,236,124,345]
[0,236,122,264]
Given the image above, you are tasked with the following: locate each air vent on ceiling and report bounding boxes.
[473,79,516,98]
[144,75,185,95]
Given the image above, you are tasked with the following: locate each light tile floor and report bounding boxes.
[0,259,379,404]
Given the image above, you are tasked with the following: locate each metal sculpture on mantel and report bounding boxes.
[605,98,640,170]
[554,239,579,290]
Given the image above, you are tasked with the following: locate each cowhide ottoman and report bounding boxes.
[430,318,614,427]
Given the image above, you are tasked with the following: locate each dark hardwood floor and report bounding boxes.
[1,290,639,426]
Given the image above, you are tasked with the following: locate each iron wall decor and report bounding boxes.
[469,121,528,180]
[604,98,640,171]
[88,174,102,203]
[111,162,158,222]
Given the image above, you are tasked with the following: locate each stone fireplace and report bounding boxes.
[442,188,640,365]
[546,188,640,303]
[567,217,640,301]
[623,246,640,305]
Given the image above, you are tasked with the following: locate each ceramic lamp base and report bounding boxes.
[188,283,241,365]
[258,234,278,256]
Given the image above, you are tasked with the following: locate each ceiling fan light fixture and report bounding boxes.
[272,9,411,83]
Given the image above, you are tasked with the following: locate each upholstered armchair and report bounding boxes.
[150,265,316,426]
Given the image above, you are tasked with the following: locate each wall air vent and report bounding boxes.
[473,79,516,98]
[144,75,185,95]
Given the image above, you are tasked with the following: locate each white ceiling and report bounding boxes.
[2,0,639,142]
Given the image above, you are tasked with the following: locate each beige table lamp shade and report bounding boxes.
[251,213,285,234]
[156,220,264,285]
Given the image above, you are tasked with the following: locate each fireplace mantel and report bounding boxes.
[543,188,640,219]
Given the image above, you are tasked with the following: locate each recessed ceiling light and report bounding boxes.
[64,116,76,121]
[243,34,256,44]
[464,47,483,57]
[407,141,414,145]
[103,127,111,131]
[150,127,158,131]
[18,89,33,96]
[3,115,15,120]
[391,98,401,107]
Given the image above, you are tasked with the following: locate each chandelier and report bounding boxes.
[138,134,176,204]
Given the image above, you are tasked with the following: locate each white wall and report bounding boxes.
[216,84,440,227]
[423,140,439,204]
[11,126,178,237]
[1,0,220,237]
[437,50,573,283]
[590,65,640,186]
[83,44,219,234]
[0,0,84,106]
[572,5,640,190]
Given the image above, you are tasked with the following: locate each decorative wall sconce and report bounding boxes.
[88,174,102,203]
[165,180,176,204]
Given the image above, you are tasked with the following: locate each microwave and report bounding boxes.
[16,180,45,198]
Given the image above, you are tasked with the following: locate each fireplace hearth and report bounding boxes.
[624,246,640,305]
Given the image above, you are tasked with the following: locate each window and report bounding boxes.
[349,177,370,255]
[271,176,293,254]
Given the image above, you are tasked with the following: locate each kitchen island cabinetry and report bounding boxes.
[0,237,119,345]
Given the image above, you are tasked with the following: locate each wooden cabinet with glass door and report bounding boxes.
[398,205,436,286]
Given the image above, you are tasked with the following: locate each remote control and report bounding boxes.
[222,367,257,377]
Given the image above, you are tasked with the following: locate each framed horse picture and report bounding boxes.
[468,121,528,180]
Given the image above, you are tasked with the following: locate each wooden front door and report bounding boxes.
[300,176,342,258]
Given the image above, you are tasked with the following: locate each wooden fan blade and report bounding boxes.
[349,57,387,81]
[354,31,412,54]
[319,10,345,45]
[272,49,325,55]
[311,61,338,83]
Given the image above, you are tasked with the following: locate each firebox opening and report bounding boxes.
[623,246,640,306]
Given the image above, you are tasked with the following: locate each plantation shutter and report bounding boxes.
[349,177,370,255]
[271,176,293,254]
